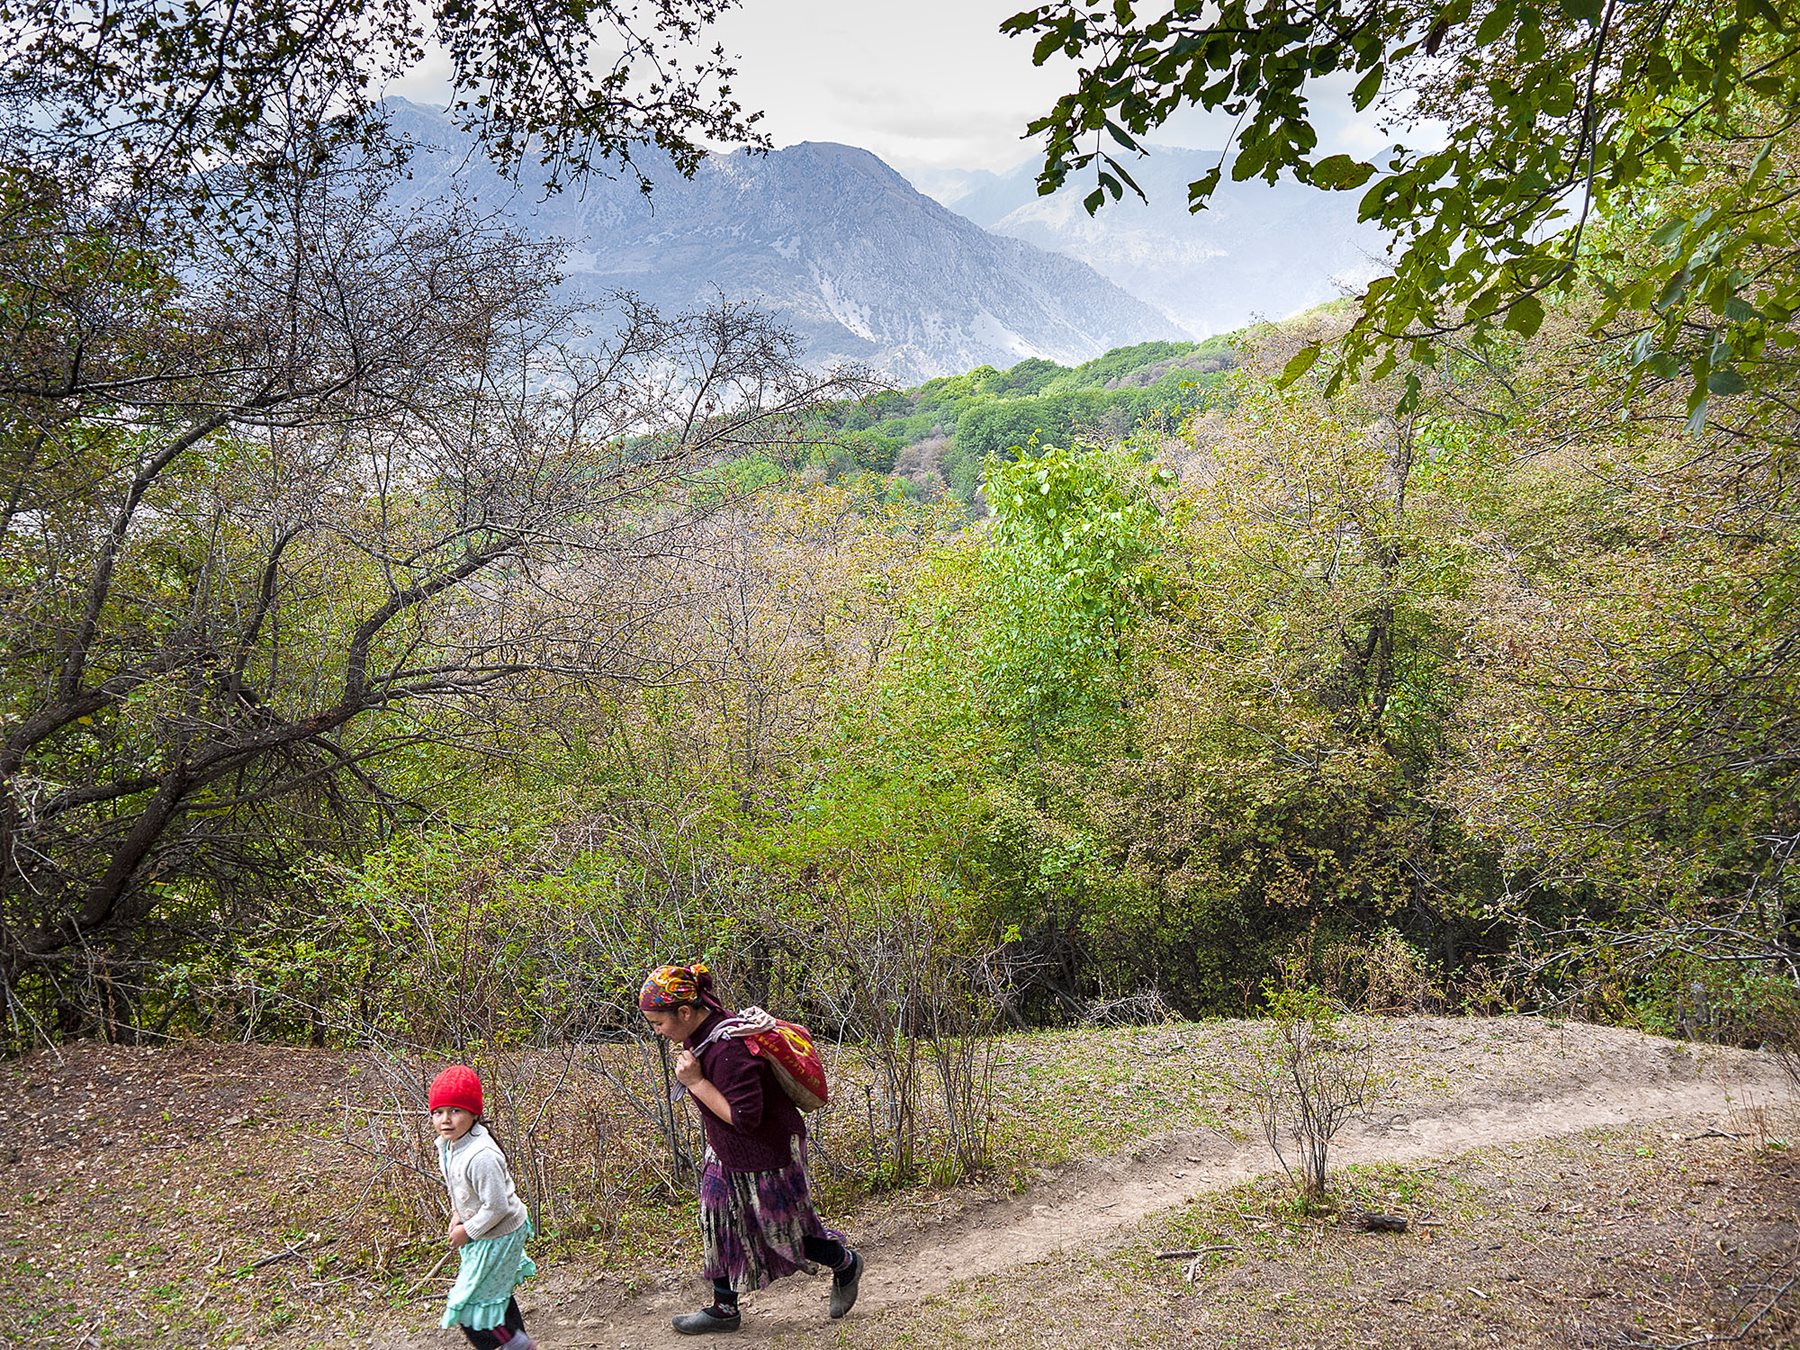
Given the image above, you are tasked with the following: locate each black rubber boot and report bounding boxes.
[673,1304,742,1335]
[829,1250,863,1320]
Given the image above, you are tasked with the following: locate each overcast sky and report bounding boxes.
[716,1,1393,177]
[707,0,1126,176]
[388,0,1392,187]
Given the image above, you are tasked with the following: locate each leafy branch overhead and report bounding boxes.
[2,0,768,190]
[1004,0,1800,421]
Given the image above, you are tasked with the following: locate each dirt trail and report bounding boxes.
[398,1023,1792,1350]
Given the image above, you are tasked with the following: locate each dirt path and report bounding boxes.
[478,1023,1790,1350]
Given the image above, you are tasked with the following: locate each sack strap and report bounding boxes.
[694,1006,777,1051]
[675,1008,780,1102]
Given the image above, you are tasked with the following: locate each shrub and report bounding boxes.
[1233,984,1383,1201]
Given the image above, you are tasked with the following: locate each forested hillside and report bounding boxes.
[4,0,1797,1083]
[11,279,1794,1056]
[762,335,1242,506]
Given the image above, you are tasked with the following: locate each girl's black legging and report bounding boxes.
[713,1238,851,1307]
[459,1297,526,1348]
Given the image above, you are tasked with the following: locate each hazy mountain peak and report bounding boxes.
[377,100,1180,382]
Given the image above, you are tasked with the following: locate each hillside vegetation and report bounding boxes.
[14,0,1799,1085]
[10,270,1800,1064]
[729,335,1245,507]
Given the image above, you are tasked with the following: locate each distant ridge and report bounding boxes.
[381,100,1179,383]
[927,147,1394,339]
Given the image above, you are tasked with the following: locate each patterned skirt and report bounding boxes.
[440,1216,536,1331]
[699,1136,845,1294]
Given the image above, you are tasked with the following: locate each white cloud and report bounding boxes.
[385,2,1431,177]
[710,0,1071,172]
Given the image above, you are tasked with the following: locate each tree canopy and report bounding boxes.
[0,0,848,1034]
[1004,0,1800,423]
[2,0,766,190]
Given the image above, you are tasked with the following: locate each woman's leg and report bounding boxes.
[807,1235,862,1319]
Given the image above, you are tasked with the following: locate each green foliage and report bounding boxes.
[975,441,1174,748]
[21,136,1800,1059]
[695,450,786,501]
[799,341,1241,509]
[1043,340,1203,392]
[21,0,1800,1075]
[986,356,1068,397]
[156,782,734,1047]
[1004,0,1800,419]
[954,391,1110,468]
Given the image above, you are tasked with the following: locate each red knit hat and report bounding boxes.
[427,1064,483,1116]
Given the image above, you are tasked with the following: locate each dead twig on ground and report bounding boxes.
[236,1242,310,1274]
[1154,1244,1243,1283]
[400,1248,453,1300]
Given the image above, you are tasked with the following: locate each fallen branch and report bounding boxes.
[1153,1244,1243,1284]
[401,1247,453,1300]
[1344,1210,1409,1233]
[236,1242,308,1275]
[1156,1245,1241,1260]
[1185,1247,1240,1282]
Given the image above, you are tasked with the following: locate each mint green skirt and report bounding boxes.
[440,1217,536,1331]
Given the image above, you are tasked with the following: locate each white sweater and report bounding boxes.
[436,1123,528,1241]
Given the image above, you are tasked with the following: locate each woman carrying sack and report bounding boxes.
[639,962,864,1335]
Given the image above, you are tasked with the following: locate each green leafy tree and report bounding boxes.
[1050,319,1501,1013]
[0,146,853,1038]
[1434,315,1800,1026]
[1004,0,1800,416]
[976,441,1174,751]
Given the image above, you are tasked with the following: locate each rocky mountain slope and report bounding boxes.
[381,100,1178,383]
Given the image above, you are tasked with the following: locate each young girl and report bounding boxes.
[640,963,864,1335]
[428,1064,538,1350]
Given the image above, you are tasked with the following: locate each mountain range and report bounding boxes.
[926,149,1393,339]
[383,101,1173,384]
[381,100,1391,381]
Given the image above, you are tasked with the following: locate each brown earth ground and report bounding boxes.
[3,1018,1797,1350]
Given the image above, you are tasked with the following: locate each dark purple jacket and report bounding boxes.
[687,1008,805,1172]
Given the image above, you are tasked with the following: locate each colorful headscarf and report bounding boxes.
[639,962,724,1012]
